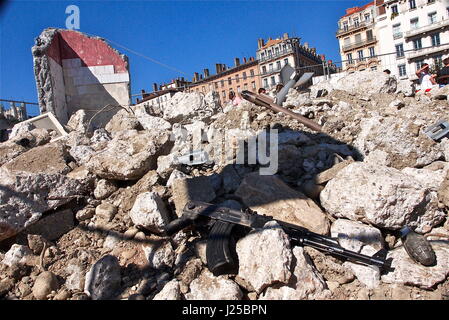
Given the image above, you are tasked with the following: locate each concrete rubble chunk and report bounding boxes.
[330,219,384,253]
[133,105,172,131]
[236,221,293,294]
[95,202,117,222]
[84,255,122,300]
[3,143,71,175]
[355,115,442,169]
[171,176,216,216]
[235,172,330,235]
[153,279,181,300]
[85,129,171,180]
[2,244,32,267]
[94,179,118,200]
[259,247,329,300]
[118,170,160,212]
[142,236,175,269]
[161,91,221,124]
[381,244,449,290]
[320,162,446,232]
[129,192,170,233]
[105,109,141,134]
[343,246,381,289]
[67,109,89,133]
[185,269,242,300]
[0,167,88,242]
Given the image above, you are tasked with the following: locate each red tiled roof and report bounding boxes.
[341,1,374,18]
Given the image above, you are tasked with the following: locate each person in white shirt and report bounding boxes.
[415,63,437,92]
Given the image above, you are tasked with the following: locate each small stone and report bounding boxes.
[75,207,95,221]
[129,192,170,233]
[84,255,121,300]
[54,289,71,300]
[2,244,32,267]
[95,202,117,222]
[32,271,59,300]
[94,179,118,200]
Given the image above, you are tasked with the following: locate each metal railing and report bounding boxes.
[342,37,377,51]
[405,18,449,38]
[336,19,374,36]
[258,48,294,63]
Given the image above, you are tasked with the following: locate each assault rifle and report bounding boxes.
[164,201,393,276]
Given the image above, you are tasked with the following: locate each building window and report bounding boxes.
[343,21,349,31]
[221,80,224,88]
[284,58,289,66]
[275,47,279,55]
[214,82,218,89]
[434,55,443,68]
[250,69,255,77]
[393,24,402,38]
[396,43,405,57]
[410,18,419,29]
[237,86,241,93]
[391,5,398,14]
[416,59,425,70]
[268,50,272,58]
[243,72,247,80]
[354,17,360,27]
[261,52,265,60]
[244,83,248,90]
[222,91,226,99]
[270,76,275,85]
[366,30,373,41]
[236,74,239,82]
[371,66,377,71]
[431,33,440,46]
[369,47,375,57]
[358,50,364,62]
[355,33,362,43]
[263,78,268,88]
[364,13,370,21]
[413,38,422,50]
[428,12,437,24]
[252,81,256,89]
[409,0,416,9]
[228,77,232,85]
[398,64,406,77]
[276,61,281,70]
[428,0,435,3]
[269,63,273,72]
[347,53,353,64]
[262,66,267,74]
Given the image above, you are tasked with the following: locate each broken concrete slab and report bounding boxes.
[85,129,171,180]
[235,172,330,235]
[33,28,131,128]
[16,112,68,142]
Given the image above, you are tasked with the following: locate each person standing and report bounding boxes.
[415,63,437,92]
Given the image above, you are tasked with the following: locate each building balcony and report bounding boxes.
[258,48,294,63]
[405,18,449,39]
[336,20,374,37]
[407,43,449,60]
[345,56,380,67]
[260,66,282,76]
[341,37,377,52]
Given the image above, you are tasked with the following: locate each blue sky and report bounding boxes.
[0,0,368,116]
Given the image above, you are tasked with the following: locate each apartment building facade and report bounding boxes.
[187,57,261,104]
[376,0,449,80]
[336,1,381,72]
[256,33,326,89]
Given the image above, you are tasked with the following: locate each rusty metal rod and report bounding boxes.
[241,90,322,132]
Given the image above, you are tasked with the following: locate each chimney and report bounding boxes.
[200,74,203,80]
[320,54,326,61]
[193,72,199,82]
[257,38,265,49]
[234,58,240,67]
[204,68,210,78]
[215,63,221,74]
[311,48,316,54]
[303,42,309,48]
[152,83,158,92]
[243,57,247,63]
[283,32,289,40]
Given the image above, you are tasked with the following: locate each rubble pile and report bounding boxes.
[0,71,448,300]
